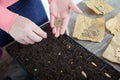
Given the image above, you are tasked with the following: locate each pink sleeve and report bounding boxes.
[48,0,52,4]
[0,5,18,32]
[0,0,18,7]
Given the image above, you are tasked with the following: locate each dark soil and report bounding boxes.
[6,23,120,80]
[0,48,2,58]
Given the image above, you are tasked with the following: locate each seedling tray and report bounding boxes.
[6,23,120,80]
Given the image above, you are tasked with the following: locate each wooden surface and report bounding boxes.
[68,0,120,72]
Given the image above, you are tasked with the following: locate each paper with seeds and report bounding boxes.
[84,0,114,15]
[73,15,105,42]
[103,32,120,64]
[106,13,120,35]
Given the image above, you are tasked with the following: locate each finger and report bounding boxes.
[55,27,60,38]
[50,14,55,28]
[28,31,43,42]
[33,27,47,38]
[24,36,35,44]
[52,27,57,34]
[18,39,29,45]
[69,1,82,14]
[60,15,70,35]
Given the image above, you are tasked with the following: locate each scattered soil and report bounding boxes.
[6,23,120,80]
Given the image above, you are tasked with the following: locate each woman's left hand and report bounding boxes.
[49,0,82,37]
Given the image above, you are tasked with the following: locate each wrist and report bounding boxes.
[0,5,19,33]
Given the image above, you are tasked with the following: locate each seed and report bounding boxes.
[60,70,63,73]
[34,68,38,72]
[68,45,71,48]
[54,18,63,28]
[80,56,82,58]
[24,58,29,62]
[96,5,105,14]
[48,61,51,63]
[104,73,111,78]
[71,61,73,64]
[81,71,87,78]
[67,44,71,49]
[91,62,97,67]
[58,52,61,55]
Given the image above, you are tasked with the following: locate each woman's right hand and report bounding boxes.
[8,16,47,45]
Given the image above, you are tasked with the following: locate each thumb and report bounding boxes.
[69,1,82,14]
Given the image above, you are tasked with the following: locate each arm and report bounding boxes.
[0,5,18,32]
[0,5,47,45]
[0,0,19,32]
[0,0,18,7]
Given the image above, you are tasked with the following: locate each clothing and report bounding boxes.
[41,0,50,19]
[0,0,18,32]
[0,0,50,32]
[0,0,18,7]
[0,0,48,47]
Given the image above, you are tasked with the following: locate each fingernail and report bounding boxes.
[50,24,53,28]
[60,29,65,35]
[53,28,56,34]
[61,32,64,35]
[45,35,47,38]
[55,34,59,38]
[55,35,58,38]
[60,31,64,35]
[44,33,47,38]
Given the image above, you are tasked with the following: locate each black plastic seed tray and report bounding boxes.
[6,23,120,80]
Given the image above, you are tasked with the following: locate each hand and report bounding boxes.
[49,0,82,37]
[8,16,47,45]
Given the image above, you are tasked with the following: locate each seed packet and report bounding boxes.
[106,13,120,35]
[84,0,114,15]
[103,32,120,64]
[73,15,105,42]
